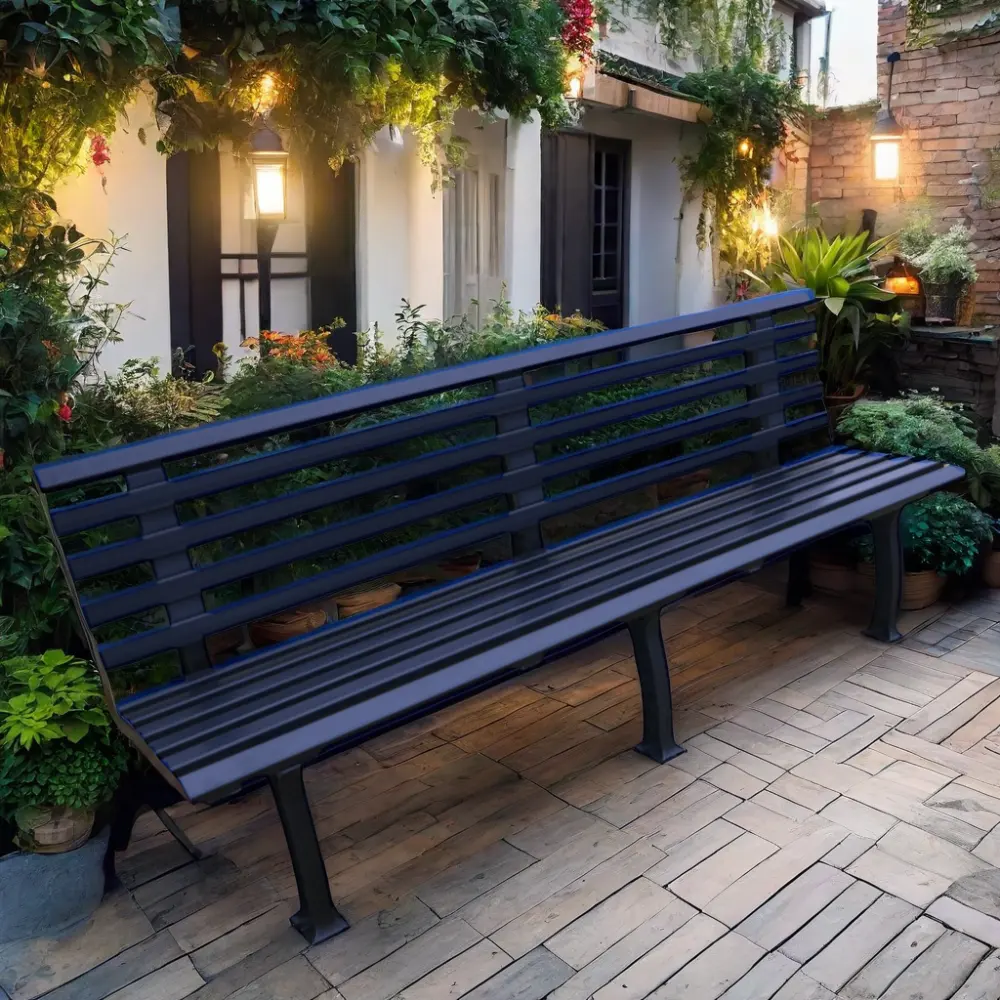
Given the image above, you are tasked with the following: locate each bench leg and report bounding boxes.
[155,808,204,861]
[269,766,349,944]
[864,508,904,644]
[628,614,685,764]
[787,548,812,607]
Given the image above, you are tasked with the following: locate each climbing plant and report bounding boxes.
[627,0,783,67]
[675,58,808,251]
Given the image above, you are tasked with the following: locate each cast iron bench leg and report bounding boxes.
[155,808,204,861]
[269,766,349,944]
[629,613,684,763]
[864,507,904,644]
[787,548,812,607]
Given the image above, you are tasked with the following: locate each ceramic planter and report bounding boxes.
[858,561,946,610]
[0,827,110,944]
[249,607,327,646]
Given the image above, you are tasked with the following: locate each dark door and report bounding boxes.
[541,133,630,328]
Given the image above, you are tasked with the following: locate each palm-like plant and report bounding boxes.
[749,229,899,396]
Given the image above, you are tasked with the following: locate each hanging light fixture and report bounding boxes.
[871,52,904,182]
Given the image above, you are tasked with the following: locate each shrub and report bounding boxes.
[855,492,992,576]
[911,224,977,288]
[837,394,1000,511]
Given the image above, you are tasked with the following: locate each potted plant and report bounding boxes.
[984,518,1000,589]
[855,492,992,609]
[0,651,129,943]
[748,228,900,421]
[910,225,978,322]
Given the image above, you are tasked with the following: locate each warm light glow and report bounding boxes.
[256,72,278,115]
[884,274,921,295]
[751,201,779,238]
[737,138,753,158]
[565,53,586,100]
[254,162,286,219]
[873,139,900,181]
[568,74,582,99]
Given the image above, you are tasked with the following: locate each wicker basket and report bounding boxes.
[249,607,327,646]
[809,554,856,595]
[15,805,95,854]
[857,562,945,610]
[984,550,1000,588]
[336,582,402,618]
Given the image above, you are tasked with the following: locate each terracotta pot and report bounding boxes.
[984,550,1000,588]
[336,582,402,618]
[809,553,856,595]
[825,384,865,433]
[657,469,711,505]
[14,805,94,854]
[857,561,946,610]
[248,607,327,647]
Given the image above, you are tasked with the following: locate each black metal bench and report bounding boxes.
[34,290,962,943]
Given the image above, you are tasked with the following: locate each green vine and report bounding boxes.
[907,0,998,45]
[676,58,808,251]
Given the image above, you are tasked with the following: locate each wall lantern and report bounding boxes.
[737,137,753,158]
[871,52,904,182]
[250,127,289,332]
[565,54,586,100]
[882,256,925,319]
[250,126,288,223]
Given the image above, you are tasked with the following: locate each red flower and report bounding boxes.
[90,133,111,168]
[57,403,73,422]
[560,0,594,56]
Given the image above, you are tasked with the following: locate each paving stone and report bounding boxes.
[547,896,697,1000]
[929,897,1000,948]
[414,841,535,916]
[103,958,204,1000]
[703,825,848,926]
[645,819,744,887]
[821,834,874,870]
[771,971,836,1000]
[225,956,328,1000]
[767,774,839,813]
[592,913,727,1000]
[802,894,919,991]
[393,940,511,1000]
[846,846,951,907]
[544,878,675,970]
[646,933,764,1000]
[459,947,572,1000]
[737,864,853,950]
[951,949,1000,1000]
[779,881,881,964]
[717,952,800,1000]
[669,832,778,909]
[840,915,945,1000]
[878,823,992,882]
[819,798,895,839]
[878,930,988,1000]
[704,762,769,799]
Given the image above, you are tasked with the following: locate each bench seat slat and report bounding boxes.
[133,452,961,801]
[124,448,886,727]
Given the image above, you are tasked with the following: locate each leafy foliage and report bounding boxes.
[911,224,978,288]
[855,492,992,576]
[156,0,572,174]
[838,394,1000,511]
[675,59,808,252]
[0,729,129,815]
[749,228,899,396]
[0,650,109,749]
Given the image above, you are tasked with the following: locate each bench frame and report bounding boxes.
[34,290,951,942]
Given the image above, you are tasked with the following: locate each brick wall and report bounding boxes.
[809,0,1000,321]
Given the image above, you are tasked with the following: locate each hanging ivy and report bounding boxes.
[154,0,572,174]
[675,58,808,250]
[626,0,777,67]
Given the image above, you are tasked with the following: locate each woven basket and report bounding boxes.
[336,582,402,618]
[983,550,1000,588]
[249,607,327,646]
[809,554,856,595]
[15,805,95,854]
[857,562,945,610]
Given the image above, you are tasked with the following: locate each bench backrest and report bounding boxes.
[34,290,824,697]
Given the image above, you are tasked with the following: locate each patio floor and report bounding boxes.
[7,572,1000,1000]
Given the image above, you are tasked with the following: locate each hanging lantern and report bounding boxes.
[882,257,925,319]
[872,53,904,181]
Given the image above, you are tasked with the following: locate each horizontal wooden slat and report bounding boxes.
[66,356,816,582]
[35,291,814,491]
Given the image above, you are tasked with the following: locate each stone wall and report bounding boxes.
[895,329,1000,438]
[809,0,1000,322]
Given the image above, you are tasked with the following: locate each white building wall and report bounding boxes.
[53,93,171,371]
[504,113,542,315]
